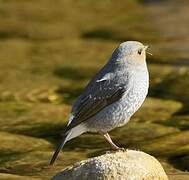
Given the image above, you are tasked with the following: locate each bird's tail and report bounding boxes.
[49,123,87,165]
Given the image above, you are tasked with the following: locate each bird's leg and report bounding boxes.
[100,132,120,150]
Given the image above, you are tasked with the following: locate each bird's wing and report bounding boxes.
[64,71,130,132]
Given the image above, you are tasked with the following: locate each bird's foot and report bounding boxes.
[105,150,115,154]
[116,147,127,152]
[106,147,127,154]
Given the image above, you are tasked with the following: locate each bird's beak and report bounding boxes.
[144,45,153,56]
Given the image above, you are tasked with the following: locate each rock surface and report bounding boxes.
[52,150,168,180]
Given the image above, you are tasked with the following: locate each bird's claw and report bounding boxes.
[117,147,126,152]
[106,147,127,154]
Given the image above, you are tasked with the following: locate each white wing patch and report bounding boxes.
[96,73,112,82]
[67,113,74,126]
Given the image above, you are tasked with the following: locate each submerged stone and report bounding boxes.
[139,131,189,157]
[134,97,182,122]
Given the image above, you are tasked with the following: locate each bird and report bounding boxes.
[50,41,150,165]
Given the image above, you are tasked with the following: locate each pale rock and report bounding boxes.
[52,150,168,180]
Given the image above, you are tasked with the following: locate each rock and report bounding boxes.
[52,150,168,180]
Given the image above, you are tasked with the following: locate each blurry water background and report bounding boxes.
[0,0,188,179]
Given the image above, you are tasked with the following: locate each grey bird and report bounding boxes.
[50,41,149,165]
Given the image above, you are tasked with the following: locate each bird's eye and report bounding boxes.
[138,49,142,55]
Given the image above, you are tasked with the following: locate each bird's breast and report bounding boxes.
[121,69,149,117]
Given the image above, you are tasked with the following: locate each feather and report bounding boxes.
[50,123,87,165]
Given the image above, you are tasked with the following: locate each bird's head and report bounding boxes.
[111,41,150,67]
